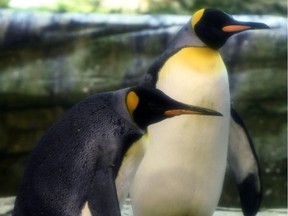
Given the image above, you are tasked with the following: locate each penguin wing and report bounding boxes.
[228,108,262,216]
[87,168,121,216]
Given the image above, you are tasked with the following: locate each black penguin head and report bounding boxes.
[125,86,222,130]
[192,8,270,49]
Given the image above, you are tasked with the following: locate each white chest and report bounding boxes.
[131,48,231,216]
[152,59,230,171]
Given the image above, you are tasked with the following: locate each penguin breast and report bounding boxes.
[157,47,229,111]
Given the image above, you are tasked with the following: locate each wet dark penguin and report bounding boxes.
[130,8,270,216]
[12,86,221,216]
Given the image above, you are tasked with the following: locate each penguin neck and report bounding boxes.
[160,19,224,77]
[144,20,216,88]
[168,19,206,51]
[158,47,224,83]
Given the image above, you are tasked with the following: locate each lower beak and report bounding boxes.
[222,21,270,33]
[165,107,223,117]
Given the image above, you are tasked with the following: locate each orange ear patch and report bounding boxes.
[126,91,139,116]
[191,9,205,29]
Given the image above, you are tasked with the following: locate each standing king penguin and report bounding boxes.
[130,9,270,216]
[13,86,221,216]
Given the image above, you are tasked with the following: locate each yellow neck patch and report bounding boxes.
[192,9,205,30]
[159,47,225,80]
[126,91,139,117]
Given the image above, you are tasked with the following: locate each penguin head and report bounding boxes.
[126,86,222,129]
[191,8,270,49]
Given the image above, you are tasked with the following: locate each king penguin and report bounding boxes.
[129,9,270,216]
[12,85,221,216]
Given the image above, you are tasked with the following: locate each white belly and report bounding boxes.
[130,64,230,216]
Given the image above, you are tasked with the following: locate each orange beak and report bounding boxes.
[222,25,251,32]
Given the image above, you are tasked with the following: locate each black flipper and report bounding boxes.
[228,108,262,216]
[88,168,121,216]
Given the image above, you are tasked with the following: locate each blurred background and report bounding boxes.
[0,0,286,211]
